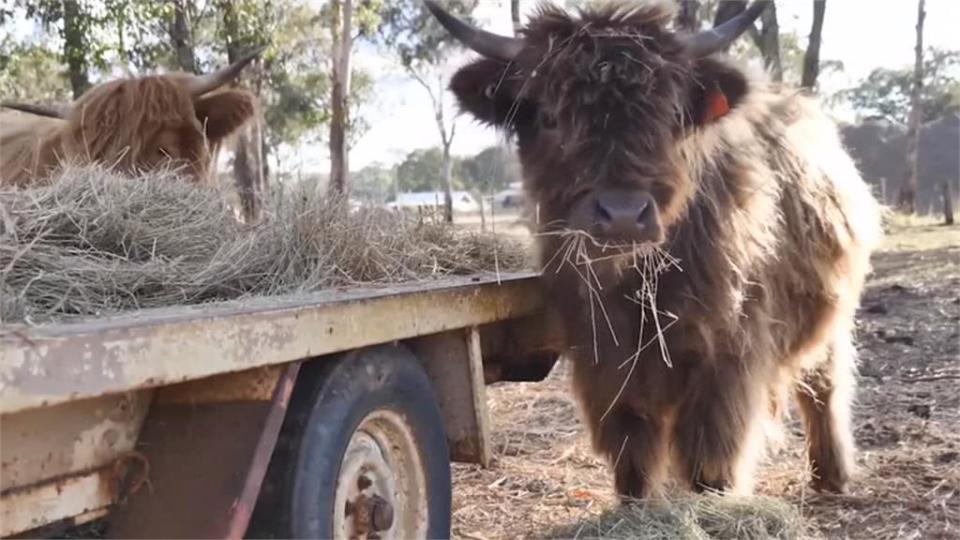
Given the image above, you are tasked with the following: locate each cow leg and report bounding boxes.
[794,334,856,493]
[674,366,766,494]
[593,407,667,500]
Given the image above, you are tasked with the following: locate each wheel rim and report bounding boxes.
[333,409,428,540]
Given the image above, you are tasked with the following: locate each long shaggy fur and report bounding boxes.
[0,74,255,187]
[447,0,882,497]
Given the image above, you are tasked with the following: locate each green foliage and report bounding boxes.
[461,146,521,193]
[0,38,70,101]
[396,147,466,192]
[376,0,478,68]
[351,163,395,203]
[838,48,960,124]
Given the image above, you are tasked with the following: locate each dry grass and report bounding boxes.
[0,165,530,324]
[559,494,807,540]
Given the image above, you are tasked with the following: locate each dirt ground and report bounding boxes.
[451,221,960,539]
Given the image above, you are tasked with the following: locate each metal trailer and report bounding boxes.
[0,273,560,539]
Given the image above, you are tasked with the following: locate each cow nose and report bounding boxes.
[592,190,663,242]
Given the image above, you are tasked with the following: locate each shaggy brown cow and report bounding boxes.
[0,50,261,187]
[428,0,882,497]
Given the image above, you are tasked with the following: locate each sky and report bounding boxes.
[333,0,960,174]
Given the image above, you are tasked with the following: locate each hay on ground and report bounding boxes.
[0,165,530,324]
[557,493,809,540]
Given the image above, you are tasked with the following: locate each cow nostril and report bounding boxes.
[594,200,613,223]
[635,199,651,224]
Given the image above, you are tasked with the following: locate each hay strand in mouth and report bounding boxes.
[0,165,530,324]
[537,228,682,425]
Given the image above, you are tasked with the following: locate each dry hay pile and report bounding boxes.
[0,165,529,324]
[560,494,808,540]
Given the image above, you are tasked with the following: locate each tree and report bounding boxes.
[352,163,394,203]
[62,0,92,97]
[839,48,960,125]
[675,0,701,32]
[169,0,198,73]
[462,145,520,193]
[395,147,465,193]
[0,39,70,102]
[711,0,781,82]
[327,0,353,196]
[510,0,521,35]
[899,0,926,214]
[755,1,782,82]
[378,0,479,222]
[801,1,826,89]
[216,0,268,222]
[18,0,97,98]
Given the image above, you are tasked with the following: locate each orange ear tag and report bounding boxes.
[703,87,730,123]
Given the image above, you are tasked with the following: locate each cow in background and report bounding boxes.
[0,49,262,187]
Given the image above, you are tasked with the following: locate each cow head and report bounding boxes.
[2,48,263,183]
[428,1,765,251]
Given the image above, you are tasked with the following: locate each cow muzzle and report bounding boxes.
[573,189,664,245]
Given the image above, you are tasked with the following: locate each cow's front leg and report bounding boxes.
[592,406,668,500]
[673,365,766,494]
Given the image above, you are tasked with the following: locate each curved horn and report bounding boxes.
[424,0,523,62]
[185,46,266,97]
[1,101,67,118]
[684,1,768,58]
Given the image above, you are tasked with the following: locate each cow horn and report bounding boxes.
[424,0,523,62]
[186,46,266,97]
[684,1,768,58]
[0,102,67,118]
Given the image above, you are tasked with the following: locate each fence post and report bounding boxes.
[943,181,955,226]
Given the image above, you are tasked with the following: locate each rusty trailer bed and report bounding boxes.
[0,272,546,538]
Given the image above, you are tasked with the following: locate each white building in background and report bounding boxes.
[493,181,524,209]
[387,191,481,213]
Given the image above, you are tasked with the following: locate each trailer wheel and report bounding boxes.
[250,345,451,539]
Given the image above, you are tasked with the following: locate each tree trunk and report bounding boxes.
[220,0,264,222]
[510,0,521,35]
[943,181,955,225]
[757,3,782,82]
[170,0,198,73]
[328,0,354,196]
[675,0,701,32]
[441,142,454,223]
[63,0,91,98]
[801,0,826,89]
[898,0,925,214]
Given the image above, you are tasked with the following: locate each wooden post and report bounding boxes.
[880,177,888,204]
[943,181,955,225]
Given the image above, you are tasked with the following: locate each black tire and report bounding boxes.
[248,345,451,539]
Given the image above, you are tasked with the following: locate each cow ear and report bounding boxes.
[193,89,256,142]
[450,57,530,130]
[685,58,749,128]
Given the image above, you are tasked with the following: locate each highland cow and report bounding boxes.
[0,49,262,187]
[428,0,882,497]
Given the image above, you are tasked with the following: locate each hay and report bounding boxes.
[560,494,809,540]
[0,165,530,324]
